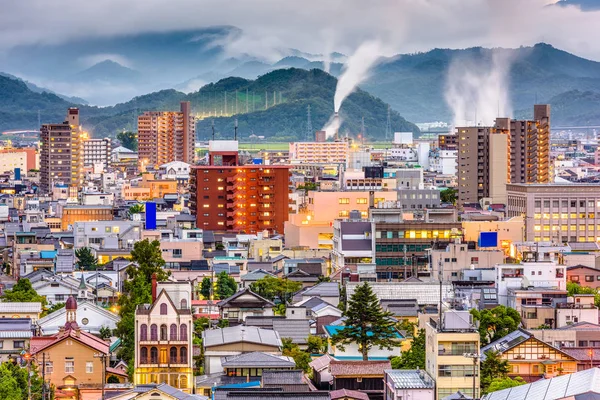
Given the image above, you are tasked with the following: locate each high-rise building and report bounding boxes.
[190,141,290,234]
[456,105,551,208]
[137,101,195,169]
[83,137,112,169]
[40,108,85,193]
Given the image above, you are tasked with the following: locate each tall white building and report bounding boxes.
[84,137,112,169]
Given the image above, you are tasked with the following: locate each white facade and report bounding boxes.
[159,161,190,180]
[36,300,120,335]
[81,192,115,206]
[496,261,567,306]
[73,220,142,249]
[429,149,457,176]
[394,132,413,145]
[84,138,111,169]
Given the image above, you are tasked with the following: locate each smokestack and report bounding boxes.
[151,273,157,302]
[334,112,339,141]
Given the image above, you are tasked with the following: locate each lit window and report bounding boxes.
[357,198,368,204]
[218,204,224,208]
[65,360,74,373]
[113,226,120,233]
[203,204,209,208]
[339,198,350,204]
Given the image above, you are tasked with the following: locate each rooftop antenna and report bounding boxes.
[234,118,238,141]
[306,105,313,142]
[385,105,391,141]
[211,119,215,141]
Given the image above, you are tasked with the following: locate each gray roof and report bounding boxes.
[203,325,282,348]
[481,328,531,359]
[0,318,33,338]
[482,368,600,400]
[0,302,42,313]
[272,319,310,345]
[261,370,305,385]
[347,282,454,305]
[385,369,435,389]
[132,383,208,400]
[221,352,295,368]
[301,282,339,298]
[241,269,275,281]
[215,391,329,400]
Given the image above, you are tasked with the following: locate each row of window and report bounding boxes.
[140,322,188,342]
[570,275,600,282]
[534,225,600,231]
[139,347,188,364]
[38,358,93,374]
[338,198,369,204]
[0,340,24,349]
[376,230,454,239]
[438,365,477,377]
[375,244,432,253]
[534,200,600,209]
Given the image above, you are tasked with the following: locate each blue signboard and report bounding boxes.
[145,202,157,230]
[478,231,498,248]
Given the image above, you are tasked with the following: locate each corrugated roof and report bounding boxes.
[347,282,454,305]
[385,369,435,389]
[222,352,295,368]
[203,325,282,347]
[301,282,339,298]
[330,389,370,400]
[261,370,305,385]
[272,319,310,344]
[330,360,391,376]
[0,302,42,313]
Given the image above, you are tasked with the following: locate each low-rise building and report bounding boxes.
[217,288,275,325]
[384,369,436,400]
[0,302,42,322]
[0,318,33,363]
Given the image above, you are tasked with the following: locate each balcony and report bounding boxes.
[556,303,597,309]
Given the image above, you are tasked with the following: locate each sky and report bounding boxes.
[2,0,600,61]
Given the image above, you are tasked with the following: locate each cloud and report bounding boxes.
[1,0,600,62]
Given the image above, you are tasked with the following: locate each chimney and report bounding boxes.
[152,273,157,302]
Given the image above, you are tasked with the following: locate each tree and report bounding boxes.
[470,306,521,346]
[331,282,399,361]
[250,276,302,304]
[1,361,44,400]
[282,338,312,372]
[117,131,138,151]
[99,326,112,340]
[217,319,229,328]
[1,279,46,306]
[41,302,65,318]
[116,240,169,368]
[107,375,120,384]
[338,285,347,312]
[128,203,144,217]
[440,188,457,205]
[487,376,526,393]
[306,335,327,354]
[567,282,600,307]
[215,271,237,300]
[194,317,210,337]
[480,350,510,393]
[0,364,21,400]
[391,328,425,369]
[200,277,212,300]
[75,247,98,270]
[297,182,318,194]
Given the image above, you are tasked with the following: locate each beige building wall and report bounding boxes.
[307,191,397,223]
[289,141,349,164]
[160,240,203,263]
[462,217,524,250]
[489,133,509,205]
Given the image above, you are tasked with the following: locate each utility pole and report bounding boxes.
[94,352,107,400]
[42,352,46,400]
[211,120,215,141]
[463,353,480,399]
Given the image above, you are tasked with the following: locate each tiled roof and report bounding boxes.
[261,370,305,385]
[329,360,391,376]
[385,369,435,389]
[330,389,370,400]
[301,282,339,298]
[221,352,295,368]
[308,354,335,371]
[0,302,42,313]
[272,319,310,344]
[203,325,282,347]
[561,347,600,361]
[133,383,208,400]
[30,327,109,355]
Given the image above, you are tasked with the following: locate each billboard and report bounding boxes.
[145,202,157,230]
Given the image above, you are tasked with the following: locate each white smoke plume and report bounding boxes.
[445,50,514,128]
[322,40,386,138]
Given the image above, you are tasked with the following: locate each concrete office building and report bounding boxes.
[137,101,195,169]
[457,105,551,208]
[40,108,85,193]
[83,137,112,169]
[190,141,290,234]
[506,183,600,243]
[0,148,38,174]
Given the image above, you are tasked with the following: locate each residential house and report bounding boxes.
[567,265,600,289]
[0,318,33,363]
[29,296,110,398]
[217,288,275,325]
[309,354,336,390]
[528,321,600,349]
[202,325,282,374]
[36,299,120,335]
[330,389,370,400]
[481,328,578,382]
[240,269,276,289]
[299,282,340,307]
[262,369,311,392]
[520,294,599,329]
[134,279,194,393]
[384,369,436,400]
[330,360,391,396]
[324,324,403,360]
[0,302,42,322]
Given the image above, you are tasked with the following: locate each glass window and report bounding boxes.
[65,360,74,373]
[86,362,93,373]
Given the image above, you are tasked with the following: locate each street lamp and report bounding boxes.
[94,352,108,400]
[463,353,481,400]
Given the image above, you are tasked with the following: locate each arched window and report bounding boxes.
[180,347,187,364]
[170,324,178,341]
[180,299,187,309]
[150,347,158,364]
[180,375,188,389]
[170,347,177,364]
[140,347,148,364]
[160,324,168,341]
[150,324,158,341]
[160,303,167,315]
[140,324,148,341]
[179,324,188,341]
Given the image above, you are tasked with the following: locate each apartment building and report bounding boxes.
[289,141,349,164]
[122,174,178,201]
[331,216,375,272]
[0,147,38,174]
[496,261,567,307]
[83,137,112,169]
[429,241,505,281]
[134,279,193,393]
[40,107,85,193]
[137,101,195,169]
[506,183,600,243]
[58,204,114,230]
[190,141,290,234]
[456,105,551,208]
[425,310,480,400]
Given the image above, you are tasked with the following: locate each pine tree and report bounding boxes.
[480,350,510,393]
[75,247,98,270]
[200,277,212,300]
[331,282,399,361]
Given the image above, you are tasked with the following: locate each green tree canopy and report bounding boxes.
[1,279,46,306]
[75,247,98,271]
[128,203,144,217]
[306,335,327,354]
[0,363,21,400]
[567,282,600,307]
[116,239,169,368]
[282,338,312,372]
[41,302,65,318]
[391,328,425,369]
[200,277,212,300]
[470,306,521,346]
[249,276,302,303]
[440,188,457,205]
[480,350,510,394]
[117,131,138,151]
[331,282,399,361]
[1,361,44,400]
[215,271,237,300]
[107,375,121,384]
[487,376,526,393]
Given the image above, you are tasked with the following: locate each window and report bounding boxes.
[160,324,167,341]
[150,324,158,341]
[105,227,111,233]
[65,359,74,373]
[170,347,177,364]
[0,341,3,349]
[173,249,182,258]
[356,198,368,204]
[579,340,589,347]
[140,324,148,341]
[180,347,188,364]
[180,324,188,341]
[160,303,167,315]
[170,324,178,341]
[180,299,187,309]
[140,348,148,364]
[586,275,594,282]
[86,361,93,373]
[45,362,53,374]
[339,198,350,204]
[150,347,158,364]
[13,341,24,349]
